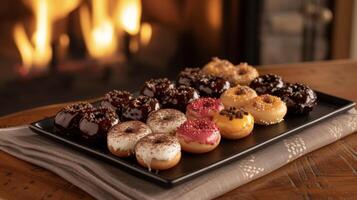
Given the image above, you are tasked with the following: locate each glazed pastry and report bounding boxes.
[107,121,152,157]
[161,85,200,112]
[176,67,202,87]
[274,83,317,114]
[100,90,132,117]
[220,85,257,108]
[54,102,93,136]
[193,75,230,98]
[244,94,287,125]
[135,133,181,171]
[122,95,160,122]
[140,78,174,100]
[146,109,187,135]
[231,63,259,85]
[213,107,254,139]
[176,119,221,153]
[186,98,224,120]
[249,74,284,95]
[201,57,235,81]
[79,107,119,141]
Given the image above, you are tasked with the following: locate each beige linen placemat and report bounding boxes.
[0,109,356,200]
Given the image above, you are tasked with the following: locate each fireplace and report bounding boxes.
[0,0,347,116]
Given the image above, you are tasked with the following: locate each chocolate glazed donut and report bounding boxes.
[274,83,317,114]
[249,74,284,95]
[122,95,160,122]
[161,85,200,112]
[140,78,174,100]
[100,90,133,119]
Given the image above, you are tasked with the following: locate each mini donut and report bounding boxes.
[193,74,230,98]
[161,85,200,112]
[186,98,224,120]
[146,109,187,135]
[249,74,284,95]
[201,57,235,80]
[220,85,257,108]
[54,102,93,136]
[100,90,132,117]
[135,133,181,171]
[213,107,254,139]
[244,94,287,125]
[122,95,160,122]
[107,121,152,157]
[274,83,317,114]
[231,63,259,85]
[176,67,202,87]
[140,78,174,100]
[79,107,119,141]
[176,119,221,153]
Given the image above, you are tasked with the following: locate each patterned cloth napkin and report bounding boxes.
[0,109,356,200]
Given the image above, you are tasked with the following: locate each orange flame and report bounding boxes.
[80,0,118,59]
[116,0,142,35]
[13,0,80,73]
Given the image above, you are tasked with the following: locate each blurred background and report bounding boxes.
[0,0,356,116]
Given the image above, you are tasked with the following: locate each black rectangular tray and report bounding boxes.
[30,91,355,187]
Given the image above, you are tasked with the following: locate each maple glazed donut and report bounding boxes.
[176,119,221,153]
[186,98,224,120]
[107,121,152,157]
[220,85,257,109]
[213,107,254,139]
[244,94,287,125]
[146,109,187,135]
[232,63,259,85]
[135,133,181,171]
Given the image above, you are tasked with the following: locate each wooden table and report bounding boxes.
[0,60,356,199]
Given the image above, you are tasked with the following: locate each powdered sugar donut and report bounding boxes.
[146,109,187,135]
[107,121,152,157]
[135,133,181,171]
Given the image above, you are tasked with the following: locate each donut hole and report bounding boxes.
[262,96,273,104]
[238,69,248,75]
[235,88,247,95]
[203,101,213,108]
[124,127,135,133]
[154,139,164,144]
[162,115,174,121]
[94,113,105,119]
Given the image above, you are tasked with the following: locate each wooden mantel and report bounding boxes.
[0,60,356,199]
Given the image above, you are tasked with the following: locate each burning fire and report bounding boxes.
[13,0,80,73]
[116,0,142,35]
[80,0,118,59]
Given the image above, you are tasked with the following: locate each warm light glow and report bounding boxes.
[116,0,142,35]
[80,0,118,59]
[14,0,80,72]
[140,23,152,46]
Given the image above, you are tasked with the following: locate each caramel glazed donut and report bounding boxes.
[244,94,287,125]
[220,85,257,109]
[146,109,187,135]
[135,133,181,171]
[107,121,152,157]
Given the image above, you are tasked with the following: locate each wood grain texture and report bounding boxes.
[0,60,356,200]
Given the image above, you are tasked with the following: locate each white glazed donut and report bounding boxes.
[146,109,187,135]
[107,121,152,157]
[135,133,181,171]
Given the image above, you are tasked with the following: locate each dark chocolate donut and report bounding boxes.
[122,95,160,122]
[193,75,230,98]
[79,107,119,141]
[161,85,200,112]
[54,102,93,136]
[274,83,317,114]
[100,90,133,118]
[140,78,174,100]
[176,68,202,87]
[249,74,284,95]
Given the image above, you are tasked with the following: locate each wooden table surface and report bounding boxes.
[0,60,356,200]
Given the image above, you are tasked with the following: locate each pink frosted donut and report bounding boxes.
[176,119,221,153]
[186,98,224,120]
